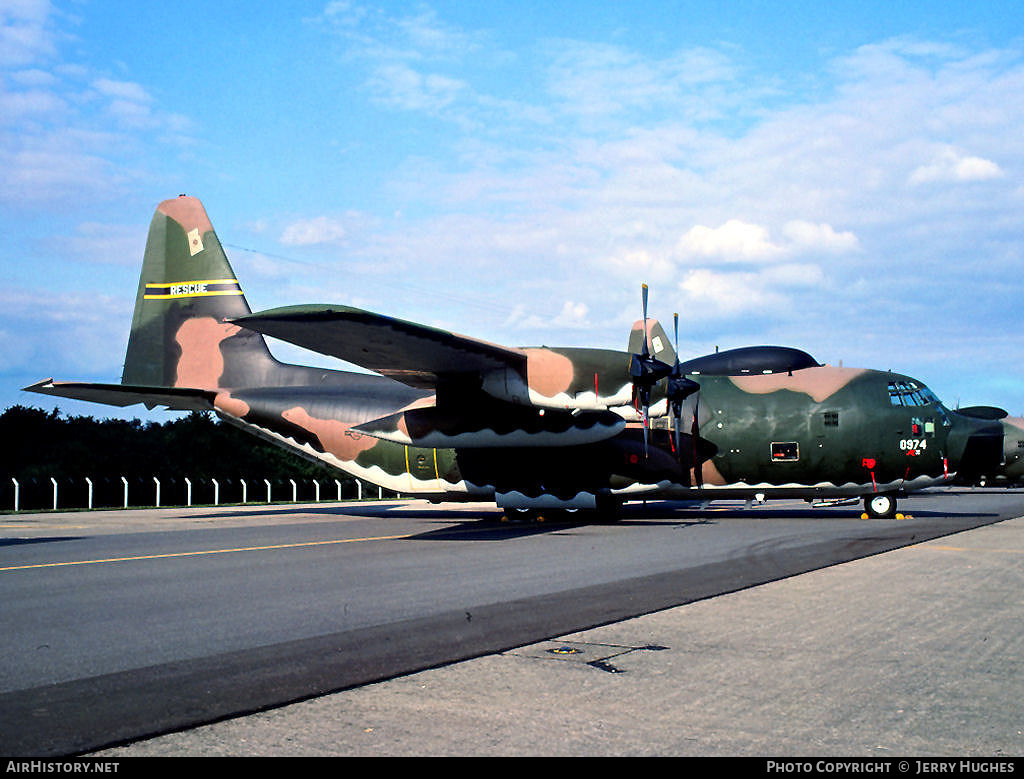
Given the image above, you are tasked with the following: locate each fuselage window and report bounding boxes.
[771,442,799,461]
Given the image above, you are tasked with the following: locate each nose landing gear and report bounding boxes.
[864,493,897,519]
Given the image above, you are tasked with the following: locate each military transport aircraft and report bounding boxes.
[26,196,1007,519]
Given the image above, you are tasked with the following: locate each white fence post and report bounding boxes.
[12,473,338,511]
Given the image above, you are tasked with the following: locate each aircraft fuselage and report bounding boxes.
[209,360,1003,515]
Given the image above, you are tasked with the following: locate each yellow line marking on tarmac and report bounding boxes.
[0,532,413,572]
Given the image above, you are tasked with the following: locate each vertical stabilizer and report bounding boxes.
[122,196,279,390]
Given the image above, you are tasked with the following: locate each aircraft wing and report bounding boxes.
[24,379,215,411]
[234,305,527,389]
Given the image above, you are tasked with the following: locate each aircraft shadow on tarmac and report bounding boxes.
[183,497,999,530]
[0,535,82,547]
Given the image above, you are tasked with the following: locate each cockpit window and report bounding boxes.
[888,380,940,407]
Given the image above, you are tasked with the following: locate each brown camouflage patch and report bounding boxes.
[214,390,251,418]
[174,318,242,389]
[282,406,379,461]
[524,348,574,397]
[158,195,213,235]
[694,459,727,487]
[729,366,868,403]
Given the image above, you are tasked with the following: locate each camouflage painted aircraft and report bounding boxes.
[26,196,1008,519]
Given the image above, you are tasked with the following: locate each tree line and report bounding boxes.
[0,405,362,510]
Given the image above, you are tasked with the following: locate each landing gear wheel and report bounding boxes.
[594,495,622,523]
[864,493,897,519]
[502,508,534,523]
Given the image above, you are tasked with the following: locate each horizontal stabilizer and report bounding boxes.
[234,305,526,388]
[24,379,214,412]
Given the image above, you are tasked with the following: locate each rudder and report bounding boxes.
[122,195,279,390]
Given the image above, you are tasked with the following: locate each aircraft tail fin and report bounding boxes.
[121,195,281,390]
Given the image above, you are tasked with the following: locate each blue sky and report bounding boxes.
[3,0,1024,420]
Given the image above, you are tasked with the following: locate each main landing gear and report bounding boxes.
[500,496,622,524]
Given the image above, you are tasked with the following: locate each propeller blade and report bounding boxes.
[641,284,650,357]
[691,396,702,488]
[670,405,679,457]
[672,313,681,455]
[642,405,649,460]
[628,284,674,460]
[673,313,679,364]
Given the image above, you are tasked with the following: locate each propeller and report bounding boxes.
[665,312,700,458]
[628,284,672,458]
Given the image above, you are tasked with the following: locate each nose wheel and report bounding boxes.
[864,493,897,519]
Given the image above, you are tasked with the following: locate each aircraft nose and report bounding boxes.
[947,413,1004,482]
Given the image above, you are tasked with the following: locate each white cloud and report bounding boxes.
[676,220,784,262]
[0,0,58,67]
[544,41,740,121]
[674,219,858,263]
[781,221,860,252]
[0,144,123,202]
[676,263,827,320]
[602,248,677,284]
[91,78,152,104]
[0,6,198,207]
[678,267,786,316]
[909,146,1004,185]
[367,63,467,113]
[0,287,131,376]
[504,299,590,331]
[279,216,347,246]
[48,221,145,266]
[553,300,590,328]
[0,85,65,120]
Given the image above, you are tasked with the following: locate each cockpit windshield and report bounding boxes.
[888,380,941,407]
